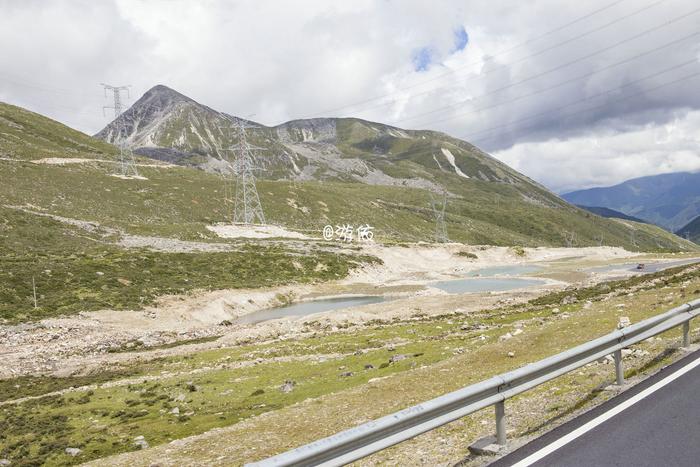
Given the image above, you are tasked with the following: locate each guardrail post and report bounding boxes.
[683,321,690,348]
[614,349,624,385]
[495,401,506,446]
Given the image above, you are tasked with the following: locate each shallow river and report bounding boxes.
[237,258,700,325]
[237,269,545,324]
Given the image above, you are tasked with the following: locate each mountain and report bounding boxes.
[0,93,695,251]
[95,85,550,192]
[562,172,700,232]
[575,205,649,224]
[677,216,700,244]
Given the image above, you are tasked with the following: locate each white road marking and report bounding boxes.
[511,353,700,467]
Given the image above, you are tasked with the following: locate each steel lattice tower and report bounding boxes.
[225,120,266,225]
[101,83,139,178]
[430,191,449,243]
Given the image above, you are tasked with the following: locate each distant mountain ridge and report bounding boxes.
[677,216,700,244]
[563,172,700,231]
[575,205,649,224]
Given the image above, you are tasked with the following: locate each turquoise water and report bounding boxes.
[238,266,550,324]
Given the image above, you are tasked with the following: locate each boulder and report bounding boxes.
[280,380,296,393]
[133,436,149,450]
[618,316,631,329]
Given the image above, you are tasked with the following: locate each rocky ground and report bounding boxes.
[0,242,669,380]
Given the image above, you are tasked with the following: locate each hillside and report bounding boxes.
[677,216,700,243]
[563,172,700,231]
[576,205,649,224]
[0,102,118,161]
[0,93,690,252]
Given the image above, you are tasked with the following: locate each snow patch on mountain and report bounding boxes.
[440,148,469,179]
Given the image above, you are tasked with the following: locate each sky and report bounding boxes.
[1,0,699,193]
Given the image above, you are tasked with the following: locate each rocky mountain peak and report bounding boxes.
[136,84,195,110]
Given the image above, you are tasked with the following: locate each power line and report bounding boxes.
[412,41,700,129]
[343,0,669,120]
[466,70,700,145]
[295,0,630,119]
[374,69,700,163]
[0,71,91,96]
[391,5,700,127]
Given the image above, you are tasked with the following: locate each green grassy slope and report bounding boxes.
[1,159,695,252]
[0,205,372,323]
[0,102,118,161]
[677,215,700,244]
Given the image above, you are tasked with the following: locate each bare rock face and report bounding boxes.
[276,118,337,144]
[280,380,296,393]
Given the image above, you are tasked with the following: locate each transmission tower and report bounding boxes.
[430,191,449,243]
[562,230,576,248]
[223,120,266,225]
[595,233,604,247]
[101,83,139,178]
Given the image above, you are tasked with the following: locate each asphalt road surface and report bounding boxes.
[492,349,700,467]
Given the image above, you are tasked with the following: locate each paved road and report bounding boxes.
[492,349,700,467]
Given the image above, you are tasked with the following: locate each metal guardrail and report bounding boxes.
[248,298,700,467]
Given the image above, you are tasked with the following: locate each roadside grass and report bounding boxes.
[2,266,699,466]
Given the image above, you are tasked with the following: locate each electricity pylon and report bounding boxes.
[595,234,604,247]
[101,83,139,177]
[562,230,576,248]
[430,191,449,243]
[223,120,266,225]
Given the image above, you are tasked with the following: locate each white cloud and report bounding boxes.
[0,0,699,192]
[494,109,700,193]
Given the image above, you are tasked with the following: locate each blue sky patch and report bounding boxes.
[453,26,469,52]
[412,47,433,72]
